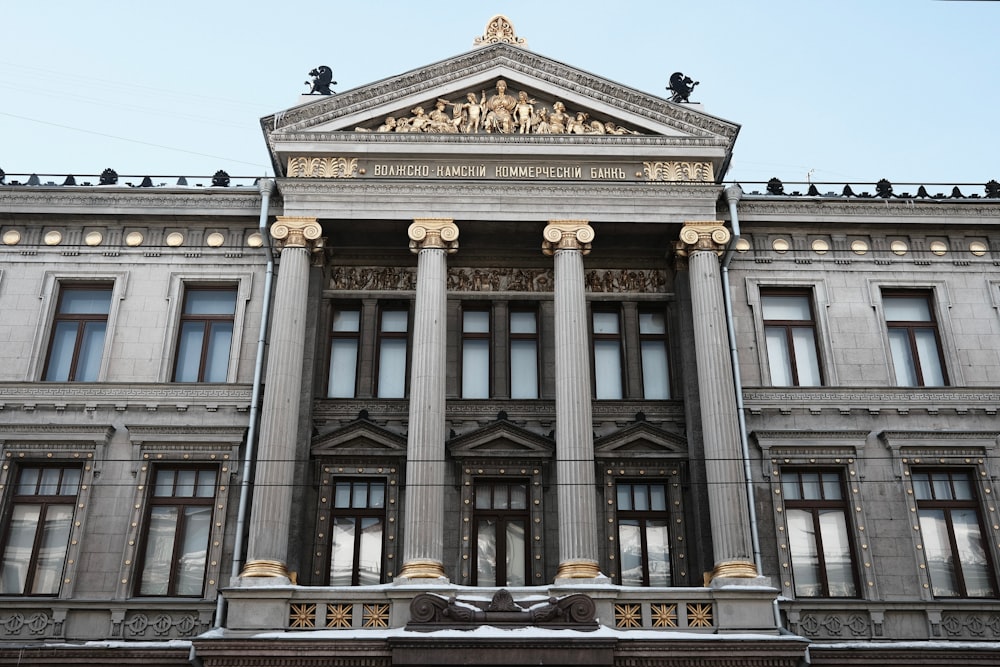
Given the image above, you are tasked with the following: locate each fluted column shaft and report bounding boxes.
[543,221,601,580]
[242,216,323,580]
[399,219,458,580]
[676,221,757,580]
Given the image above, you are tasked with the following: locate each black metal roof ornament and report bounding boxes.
[766,177,784,195]
[305,65,336,95]
[876,179,893,198]
[986,180,1000,198]
[212,170,231,187]
[99,168,118,186]
[0,168,5,185]
[667,72,698,103]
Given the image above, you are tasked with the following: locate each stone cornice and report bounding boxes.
[0,382,252,411]
[737,197,1000,220]
[0,187,266,214]
[272,132,731,148]
[744,386,1000,415]
[265,44,739,142]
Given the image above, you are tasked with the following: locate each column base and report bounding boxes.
[240,559,291,583]
[554,559,607,584]
[397,559,448,581]
[706,559,758,585]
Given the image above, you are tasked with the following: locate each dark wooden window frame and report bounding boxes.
[133,464,218,597]
[781,467,861,598]
[461,305,492,399]
[591,306,625,399]
[615,480,672,586]
[471,478,531,587]
[0,465,82,596]
[374,303,411,398]
[508,305,540,399]
[172,285,238,383]
[911,467,998,598]
[326,302,363,398]
[761,288,823,387]
[882,289,948,387]
[636,305,672,399]
[42,283,113,381]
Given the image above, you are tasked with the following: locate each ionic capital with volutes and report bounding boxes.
[408,218,459,254]
[542,220,593,256]
[271,216,324,250]
[674,220,731,258]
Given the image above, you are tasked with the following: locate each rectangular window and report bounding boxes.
[782,469,859,597]
[638,310,671,399]
[762,290,822,387]
[913,469,996,598]
[593,310,623,399]
[616,482,671,586]
[376,307,409,398]
[173,287,237,382]
[135,466,216,597]
[462,308,491,399]
[329,479,386,586]
[473,480,528,587]
[43,285,113,381]
[0,466,81,595]
[883,291,946,387]
[328,306,361,398]
[509,309,539,399]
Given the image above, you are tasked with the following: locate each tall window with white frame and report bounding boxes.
[328,305,361,398]
[638,309,671,399]
[173,286,237,382]
[616,482,671,586]
[592,309,624,399]
[376,306,408,398]
[43,284,113,381]
[781,469,859,597]
[135,466,216,597]
[0,465,81,595]
[328,479,387,586]
[761,289,822,387]
[912,469,996,598]
[473,480,529,587]
[509,308,539,399]
[462,307,491,399]
[882,290,947,387]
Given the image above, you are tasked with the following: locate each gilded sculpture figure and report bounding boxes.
[355,80,642,136]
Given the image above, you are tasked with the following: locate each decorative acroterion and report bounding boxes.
[474,15,527,48]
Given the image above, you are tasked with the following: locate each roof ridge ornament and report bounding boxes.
[474,14,527,48]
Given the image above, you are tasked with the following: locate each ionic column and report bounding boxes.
[398,219,458,581]
[543,220,602,581]
[242,216,324,581]
[675,221,757,582]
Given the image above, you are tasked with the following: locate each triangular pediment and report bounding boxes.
[263,42,738,179]
[311,419,407,458]
[594,422,688,459]
[448,419,554,459]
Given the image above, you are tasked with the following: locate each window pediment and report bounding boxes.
[594,422,687,459]
[311,419,407,457]
[448,420,554,459]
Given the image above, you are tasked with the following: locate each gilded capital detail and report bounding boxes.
[674,220,731,257]
[408,218,459,254]
[542,220,594,256]
[643,161,715,182]
[271,216,324,250]
[287,156,359,178]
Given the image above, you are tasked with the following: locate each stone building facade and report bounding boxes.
[2,16,999,667]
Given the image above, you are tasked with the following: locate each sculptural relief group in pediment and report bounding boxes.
[356,79,641,136]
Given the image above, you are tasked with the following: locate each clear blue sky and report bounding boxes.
[2,1,997,188]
